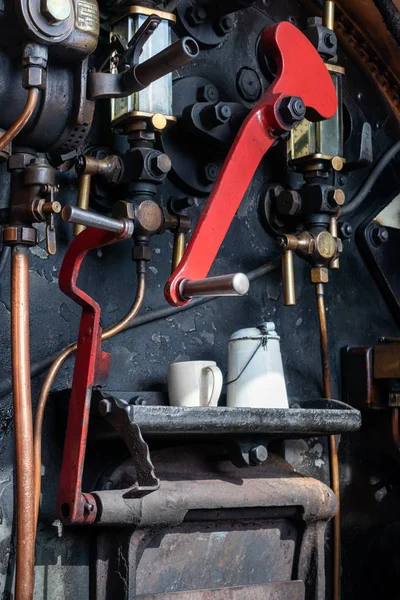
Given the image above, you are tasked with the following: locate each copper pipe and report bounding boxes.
[392,408,400,452]
[11,246,35,600]
[315,282,340,600]
[171,232,185,273]
[0,88,39,152]
[33,269,146,526]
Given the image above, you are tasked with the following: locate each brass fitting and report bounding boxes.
[311,267,329,284]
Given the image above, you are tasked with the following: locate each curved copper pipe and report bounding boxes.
[315,282,340,600]
[33,270,146,526]
[11,246,35,600]
[392,408,400,452]
[0,88,39,152]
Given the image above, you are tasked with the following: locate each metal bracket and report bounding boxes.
[94,391,159,498]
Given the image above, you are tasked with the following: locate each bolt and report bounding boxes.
[339,222,353,239]
[41,0,71,23]
[84,501,94,514]
[249,445,268,465]
[278,96,306,126]
[186,5,207,26]
[200,102,232,128]
[276,189,302,216]
[150,153,172,177]
[98,398,112,416]
[215,15,234,35]
[203,163,219,183]
[371,225,389,246]
[236,67,262,102]
[197,84,219,103]
[327,189,346,208]
[324,33,336,49]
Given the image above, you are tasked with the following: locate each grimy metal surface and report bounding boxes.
[93,451,335,599]
[138,581,305,599]
[0,1,399,599]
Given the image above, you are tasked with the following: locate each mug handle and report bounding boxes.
[203,366,223,407]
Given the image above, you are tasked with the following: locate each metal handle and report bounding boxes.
[63,205,133,235]
[179,273,250,299]
[282,250,296,306]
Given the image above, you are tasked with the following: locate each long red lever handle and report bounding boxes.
[165,21,338,307]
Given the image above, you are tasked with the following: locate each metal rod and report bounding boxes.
[171,232,185,273]
[62,205,128,234]
[315,281,340,600]
[282,250,296,306]
[74,174,91,236]
[324,0,335,31]
[180,273,250,299]
[135,37,199,89]
[329,216,340,270]
[11,246,35,600]
[0,88,39,152]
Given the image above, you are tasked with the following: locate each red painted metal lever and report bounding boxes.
[56,221,133,525]
[165,21,338,307]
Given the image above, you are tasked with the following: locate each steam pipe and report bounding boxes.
[11,246,35,600]
[0,88,39,152]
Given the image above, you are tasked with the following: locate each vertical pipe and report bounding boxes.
[11,246,35,600]
[329,216,340,270]
[171,232,185,273]
[315,282,340,600]
[324,0,335,30]
[282,250,296,306]
[74,174,91,236]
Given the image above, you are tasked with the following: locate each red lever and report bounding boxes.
[165,21,338,307]
[57,221,133,525]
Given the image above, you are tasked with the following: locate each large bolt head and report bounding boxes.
[276,189,302,216]
[185,5,207,26]
[236,67,262,102]
[197,84,219,103]
[150,153,172,177]
[41,0,71,23]
[202,163,219,183]
[327,189,346,208]
[249,445,268,465]
[278,96,306,126]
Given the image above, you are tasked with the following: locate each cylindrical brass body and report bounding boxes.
[324,0,335,31]
[74,174,91,236]
[11,246,35,600]
[171,232,185,273]
[329,216,340,270]
[282,250,296,306]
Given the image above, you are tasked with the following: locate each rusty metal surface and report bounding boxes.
[92,451,335,600]
[374,343,400,379]
[138,581,305,599]
[342,346,385,409]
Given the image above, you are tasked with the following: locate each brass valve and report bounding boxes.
[278,228,342,306]
[30,197,62,255]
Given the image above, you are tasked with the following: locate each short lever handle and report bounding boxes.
[282,250,296,306]
[180,273,250,299]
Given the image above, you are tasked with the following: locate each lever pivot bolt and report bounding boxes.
[371,226,389,246]
[249,445,268,465]
[279,96,306,126]
[186,5,207,26]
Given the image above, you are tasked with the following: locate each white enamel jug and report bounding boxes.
[226,322,289,409]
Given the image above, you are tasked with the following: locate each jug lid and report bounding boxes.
[229,322,279,341]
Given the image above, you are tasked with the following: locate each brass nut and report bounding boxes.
[151,113,167,131]
[2,226,38,246]
[132,245,152,261]
[311,267,329,284]
[331,156,344,171]
[22,66,46,90]
[327,188,346,207]
[315,230,336,260]
[41,0,71,23]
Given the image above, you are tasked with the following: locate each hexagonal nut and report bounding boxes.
[278,96,306,126]
[311,267,329,284]
[112,201,135,220]
[22,43,48,68]
[327,188,346,207]
[236,67,262,102]
[132,245,152,262]
[197,84,219,103]
[41,0,71,24]
[22,66,46,90]
[8,153,35,170]
[185,5,206,26]
[202,163,219,184]
[249,445,268,466]
[150,153,172,177]
[276,189,302,216]
[214,15,234,36]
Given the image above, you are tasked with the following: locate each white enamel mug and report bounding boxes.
[168,360,223,407]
